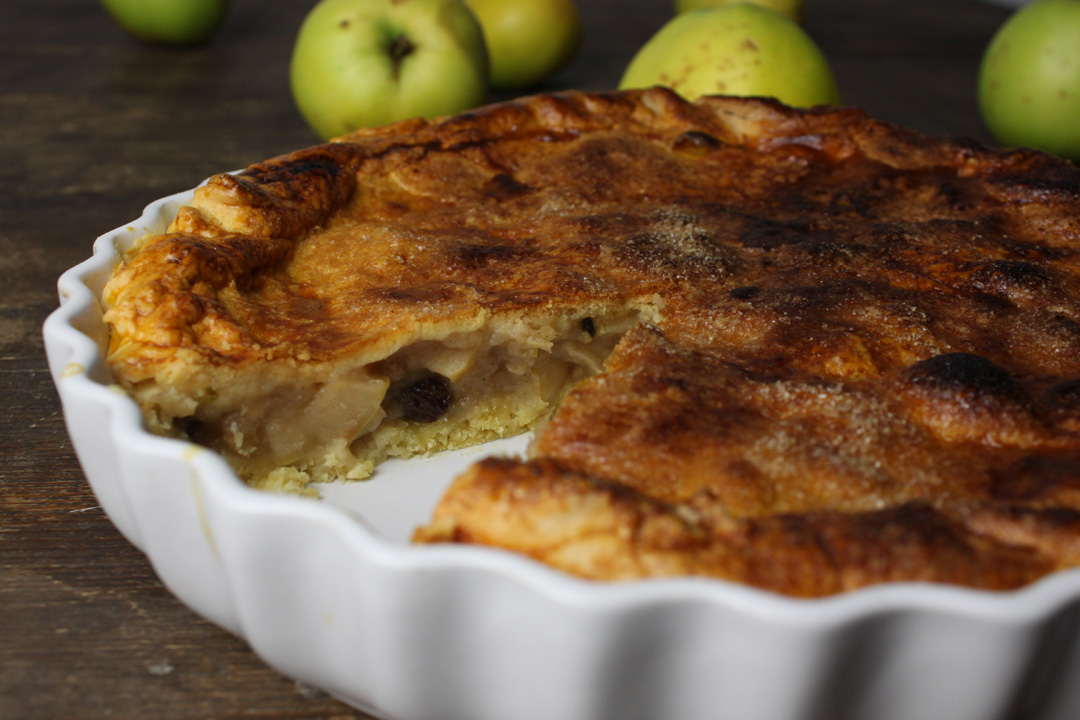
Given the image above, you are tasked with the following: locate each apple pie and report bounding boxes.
[103,88,1080,595]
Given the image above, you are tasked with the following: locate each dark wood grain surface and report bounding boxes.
[1,0,1018,718]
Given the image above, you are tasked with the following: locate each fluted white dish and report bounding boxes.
[44,185,1080,720]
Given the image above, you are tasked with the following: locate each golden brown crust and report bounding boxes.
[415,456,1052,595]
[104,88,1080,378]
[418,326,1080,594]
[102,88,1080,594]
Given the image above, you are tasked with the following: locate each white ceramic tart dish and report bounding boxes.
[42,181,1080,720]
[45,84,1080,719]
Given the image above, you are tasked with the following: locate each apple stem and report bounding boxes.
[388,34,415,79]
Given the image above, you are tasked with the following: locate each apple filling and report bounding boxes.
[178,309,646,493]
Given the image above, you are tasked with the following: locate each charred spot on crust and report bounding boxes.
[675,131,722,149]
[240,149,358,200]
[1046,379,1080,409]
[451,242,536,270]
[383,284,461,304]
[1044,313,1080,347]
[902,352,1031,409]
[898,353,1043,443]
[736,217,814,251]
[990,453,1080,501]
[672,131,723,156]
[729,285,761,301]
[993,167,1080,199]
[482,172,532,200]
[971,291,1016,315]
[400,372,454,423]
[1046,379,1080,428]
[969,260,1054,301]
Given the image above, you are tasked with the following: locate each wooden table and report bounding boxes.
[0,0,1018,717]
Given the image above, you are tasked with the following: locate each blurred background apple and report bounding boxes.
[99,0,230,45]
[465,0,582,89]
[674,0,804,24]
[978,0,1080,160]
[290,0,489,140]
[620,4,840,107]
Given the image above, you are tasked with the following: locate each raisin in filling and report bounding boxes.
[400,373,454,423]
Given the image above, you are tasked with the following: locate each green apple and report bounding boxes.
[978,0,1080,161]
[674,0,803,25]
[464,0,582,89]
[291,0,489,141]
[99,0,229,45]
[619,4,840,108]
